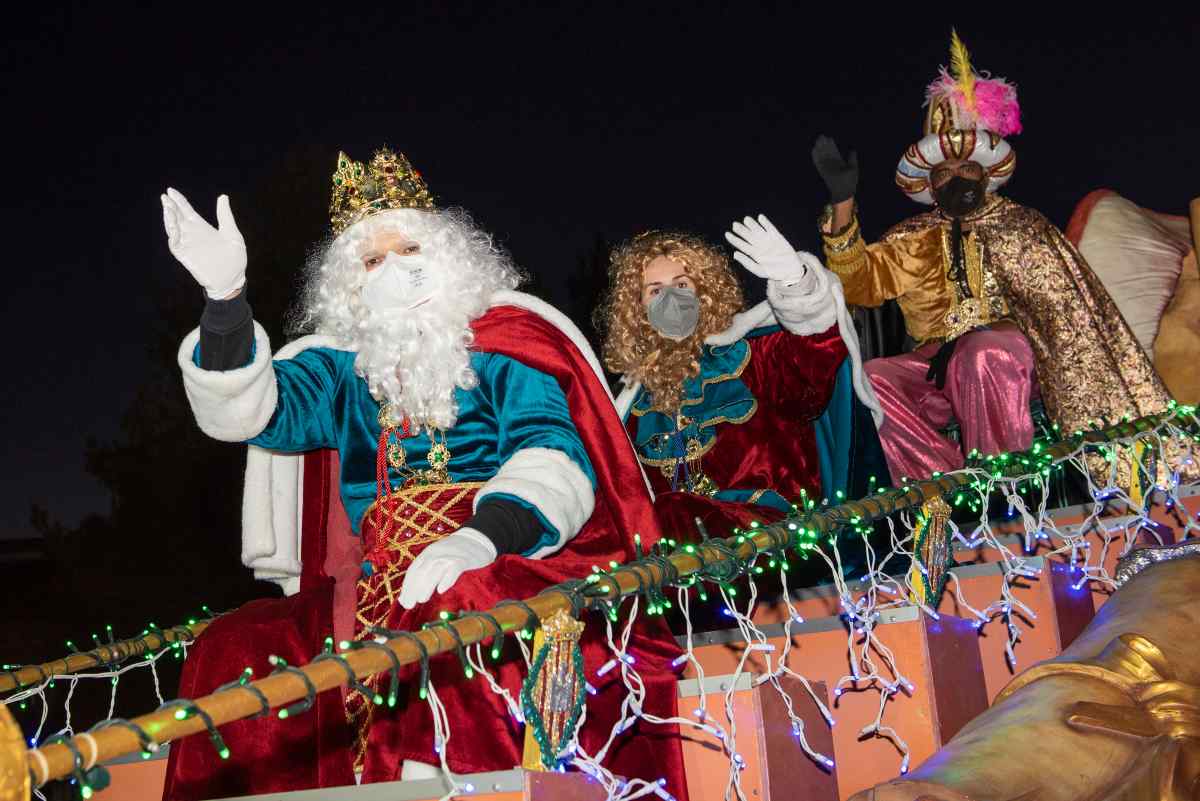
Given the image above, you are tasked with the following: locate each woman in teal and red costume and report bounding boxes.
[598,217,887,545]
[158,149,687,798]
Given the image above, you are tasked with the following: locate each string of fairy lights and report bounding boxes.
[0,619,212,800]
[6,406,1198,801]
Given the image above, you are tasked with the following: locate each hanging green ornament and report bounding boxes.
[520,609,587,771]
[908,496,954,608]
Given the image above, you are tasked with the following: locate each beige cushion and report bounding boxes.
[1075,194,1192,358]
[1153,248,1200,405]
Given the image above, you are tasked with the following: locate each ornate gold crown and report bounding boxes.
[329,148,435,235]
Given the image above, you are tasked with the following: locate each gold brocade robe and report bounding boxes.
[821,195,1174,439]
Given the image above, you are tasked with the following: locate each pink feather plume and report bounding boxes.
[926,69,1022,137]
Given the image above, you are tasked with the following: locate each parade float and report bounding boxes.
[1,214,1198,798]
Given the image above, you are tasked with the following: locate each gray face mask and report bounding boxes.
[646,285,700,341]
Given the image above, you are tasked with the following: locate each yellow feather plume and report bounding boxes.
[949,29,976,112]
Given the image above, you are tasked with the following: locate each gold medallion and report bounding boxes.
[387,442,407,470]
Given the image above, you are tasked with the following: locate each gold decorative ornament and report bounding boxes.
[521,609,588,771]
[995,633,1200,800]
[942,298,987,342]
[0,703,29,801]
[908,496,953,607]
[329,148,435,235]
[386,442,407,471]
[377,404,452,488]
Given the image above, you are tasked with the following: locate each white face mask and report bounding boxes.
[361,251,443,315]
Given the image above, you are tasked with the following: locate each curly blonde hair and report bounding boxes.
[596,231,744,413]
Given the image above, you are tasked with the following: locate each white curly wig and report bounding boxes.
[292,208,524,430]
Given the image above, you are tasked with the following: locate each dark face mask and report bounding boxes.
[933,175,987,218]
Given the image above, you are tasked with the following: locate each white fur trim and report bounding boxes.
[615,382,642,422]
[241,445,303,581]
[475,447,595,559]
[766,253,839,336]
[703,302,776,347]
[177,321,278,442]
[831,276,884,427]
[238,333,341,594]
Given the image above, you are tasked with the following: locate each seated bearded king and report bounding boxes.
[157,149,687,798]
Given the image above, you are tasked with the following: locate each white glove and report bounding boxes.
[398,527,498,610]
[161,187,247,299]
[724,214,809,283]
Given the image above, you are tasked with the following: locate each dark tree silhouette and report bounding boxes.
[14,143,332,738]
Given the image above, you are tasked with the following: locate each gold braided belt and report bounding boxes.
[349,480,484,769]
[357,481,485,627]
[995,633,1199,800]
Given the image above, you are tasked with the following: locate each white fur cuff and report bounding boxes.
[767,255,839,335]
[177,321,279,442]
[475,447,595,559]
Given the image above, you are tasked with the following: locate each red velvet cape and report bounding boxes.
[164,305,688,800]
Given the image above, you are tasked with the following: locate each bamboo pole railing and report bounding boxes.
[0,623,209,697]
[19,411,1191,789]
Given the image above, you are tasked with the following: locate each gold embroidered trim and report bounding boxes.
[635,400,758,468]
[821,209,868,273]
[937,224,1010,340]
[638,431,719,469]
[631,341,753,417]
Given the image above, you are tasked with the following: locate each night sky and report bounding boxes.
[4,6,1198,541]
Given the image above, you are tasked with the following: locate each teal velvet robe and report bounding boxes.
[245,347,596,544]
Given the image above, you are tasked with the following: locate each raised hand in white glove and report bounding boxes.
[724,214,809,283]
[161,188,247,299]
[397,527,498,610]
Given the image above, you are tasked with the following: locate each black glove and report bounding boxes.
[812,135,859,204]
[925,338,959,390]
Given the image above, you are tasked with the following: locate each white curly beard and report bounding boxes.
[293,208,523,431]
